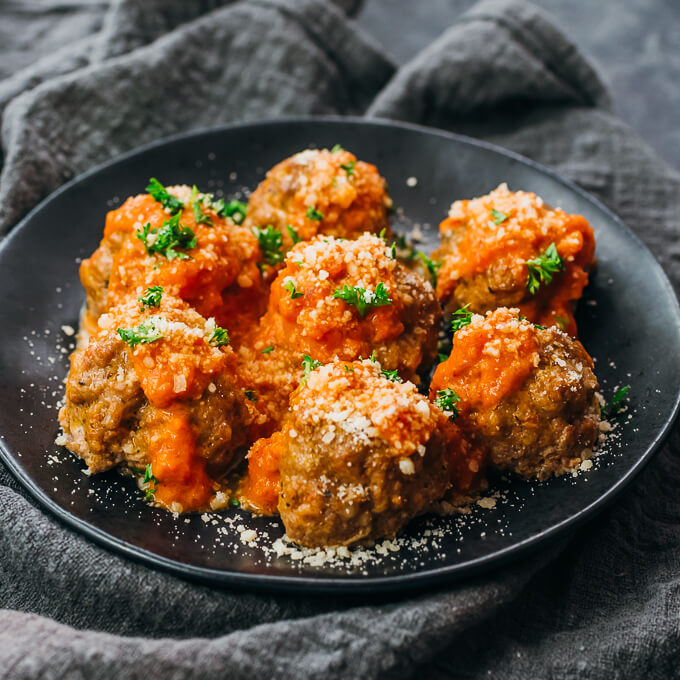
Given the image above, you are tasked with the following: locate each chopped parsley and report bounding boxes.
[215,198,247,224]
[138,285,163,311]
[381,368,402,383]
[306,206,324,221]
[117,317,163,347]
[438,353,449,363]
[343,364,354,372]
[450,303,473,333]
[434,388,461,420]
[416,251,441,288]
[230,497,241,508]
[262,345,274,354]
[284,279,303,299]
[332,282,393,317]
[526,242,565,294]
[395,234,417,261]
[253,225,284,266]
[601,385,630,419]
[331,144,343,152]
[244,390,258,402]
[286,224,301,245]
[209,326,230,347]
[554,316,569,331]
[146,178,184,214]
[340,160,355,177]
[490,208,508,225]
[301,354,322,381]
[142,463,158,501]
[191,186,213,227]
[136,213,196,260]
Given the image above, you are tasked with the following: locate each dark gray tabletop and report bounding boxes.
[358,0,680,171]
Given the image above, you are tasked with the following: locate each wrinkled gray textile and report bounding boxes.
[1,0,679,678]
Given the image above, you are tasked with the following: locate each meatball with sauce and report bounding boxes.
[58,293,251,512]
[430,307,600,480]
[275,360,451,548]
[433,183,596,336]
[237,233,442,438]
[79,182,264,346]
[245,147,392,256]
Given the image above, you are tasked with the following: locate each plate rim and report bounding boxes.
[1,115,679,594]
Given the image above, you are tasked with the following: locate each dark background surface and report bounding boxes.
[358,0,680,171]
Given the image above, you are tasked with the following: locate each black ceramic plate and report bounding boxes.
[1,118,679,594]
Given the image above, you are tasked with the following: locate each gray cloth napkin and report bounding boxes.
[1,1,679,678]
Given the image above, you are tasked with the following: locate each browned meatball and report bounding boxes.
[430,307,600,480]
[433,183,596,336]
[245,147,392,255]
[58,293,250,512]
[277,359,450,547]
[236,233,442,439]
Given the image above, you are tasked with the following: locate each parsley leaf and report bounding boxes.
[490,208,508,225]
[438,353,449,363]
[245,390,258,402]
[142,463,158,501]
[340,160,355,177]
[434,388,461,420]
[146,178,184,214]
[136,213,196,260]
[554,316,569,331]
[381,368,402,383]
[331,144,343,152]
[262,345,274,354]
[138,286,163,311]
[332,282,393,317]
[230,497,241,507]
[214,198,247,224]
[286,224,301,244]
[284,279,303,299]
[191,186,213,227]
[416,251,441,288]
[526,243,565,294]
[395,234,417,261]
[209,326,230,347]
[253,225,284,266]
[117,317,163,347]
[301,354,322,381]
[450,303,473,333]
[601,386,630,419]
[306,206,324,221]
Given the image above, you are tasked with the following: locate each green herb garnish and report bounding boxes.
[136,213,196,260]
[554,316,569,331]
[284,279,303,299]
[254,225,284,266]
[146,178,184,214]
[438,353,449,363]
[262,345,274,354]
[245,390,258,402]
[117,317,163,348]
[416,251,441,288]
[340,160,355,177]
[332,282,393,317]
[286,224,301,245]
[306,206,324,221]
[210,326,230,347]
[450,303,473,333]
[230,497,241,508]
[526,243,565,294]
[138,286,163,311]
[601,386,630,419]
[191,186,213,227]
[490,208,508,225]
[381,368,402,383]
[331,144,343,152]
[434,388,461,420]
[301,354,322,381]
[142,463,158,501]
[212,198,247,224]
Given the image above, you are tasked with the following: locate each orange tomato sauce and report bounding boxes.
[241,430,287,514]
[430,308,539,415]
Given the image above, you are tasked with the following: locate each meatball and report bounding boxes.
[58,293,251,512]
[433,183,596,336]
[276,360,451,547]
[236,233,442,438]
[79,183,264,346]
[430,307,600,480]
[245,147,392,255]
